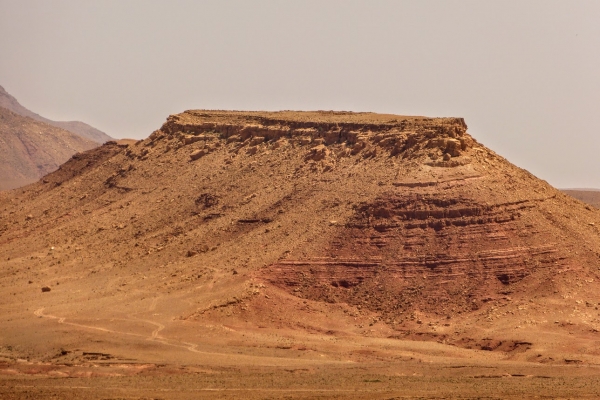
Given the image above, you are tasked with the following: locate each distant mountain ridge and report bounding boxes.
[0,107,98,190]
[562,189,600,209]
[0,85,112,143]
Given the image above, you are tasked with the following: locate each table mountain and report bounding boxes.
[1,110,600,381]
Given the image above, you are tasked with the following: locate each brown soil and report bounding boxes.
[1,110,600,398]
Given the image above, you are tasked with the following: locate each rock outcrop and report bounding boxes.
[156,110,471,160]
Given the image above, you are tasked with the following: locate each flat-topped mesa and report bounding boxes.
[149,110,476,160]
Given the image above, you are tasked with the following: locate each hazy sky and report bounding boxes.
[1,0,599,188]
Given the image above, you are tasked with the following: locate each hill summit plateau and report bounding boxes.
[1,110,600,398]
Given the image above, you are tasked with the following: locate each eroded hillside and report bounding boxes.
[1,111,600,397]
[0,107,99,190]
[0,85,112,144]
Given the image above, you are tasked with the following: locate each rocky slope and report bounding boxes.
[0,85,112,144]
[1,111,600,393]
[0,107,98,190]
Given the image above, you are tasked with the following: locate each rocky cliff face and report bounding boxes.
[1,110,600,366]
[159,110,471,160]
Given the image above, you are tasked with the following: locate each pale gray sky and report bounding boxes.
[0,0,598,188]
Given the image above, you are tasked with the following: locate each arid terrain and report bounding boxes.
[1,110,600,398]
[0,85,112,144]
[0,107,99,190]
[0,85,112,190]
[0,86,112,190]
[563,189,600,209]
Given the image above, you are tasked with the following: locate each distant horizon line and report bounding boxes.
[561,188,600,192]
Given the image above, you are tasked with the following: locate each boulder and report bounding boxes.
[297,137,312,145]
[249,136,265,146]
[184,135,205,145]
[306,144,330,161]
[190,149,206,161]
[351,141,367,155]
[445,139,462,157]
[246,146,258,155]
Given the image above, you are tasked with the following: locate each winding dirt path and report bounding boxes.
[32,307,230,357]
[34,307,146,339]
